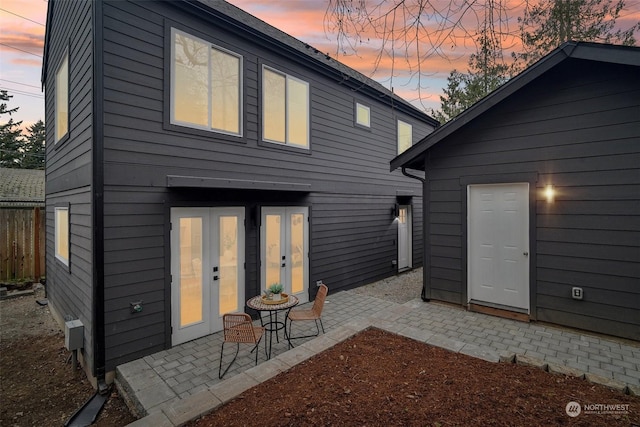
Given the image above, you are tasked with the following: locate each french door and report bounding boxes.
[260,207,309,303]
[171,207,245,345]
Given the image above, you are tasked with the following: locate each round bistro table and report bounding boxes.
[246,294,299,359]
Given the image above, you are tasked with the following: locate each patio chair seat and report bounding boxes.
[219,313,266,379]
[287,284,328,347]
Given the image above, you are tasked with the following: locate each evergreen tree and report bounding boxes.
[431,30,511,123]
[0,90,24,168]
[22,120,45,169]
[515,0,639,68]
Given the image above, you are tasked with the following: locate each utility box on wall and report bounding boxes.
[64,319,84,351]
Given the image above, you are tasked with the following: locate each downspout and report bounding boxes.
[92,0,108,393]
[401,166,430,302]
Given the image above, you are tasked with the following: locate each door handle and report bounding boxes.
[214,275,219,281]
[213,266,219,280]
[523,252,529,256]
[282,255,286,268]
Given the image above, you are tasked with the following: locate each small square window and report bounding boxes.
[55,207,69,266]
[356,103,370,128]
[397,120,412,155]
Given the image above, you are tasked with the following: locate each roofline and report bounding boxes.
[187,0,439,126]
[41,0,55,86]
[390,41,640,171]
[40,0,438,126]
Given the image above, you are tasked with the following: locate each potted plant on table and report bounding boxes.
[269,283,284,302]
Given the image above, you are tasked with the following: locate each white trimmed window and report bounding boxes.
[262,66,309,149]
[171,28,242,136]
[397,120,412,154]
[356,103,370,128]
[55,52,69,142]
[55,207,69,266]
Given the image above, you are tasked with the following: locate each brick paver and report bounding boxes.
[118,289,640,425]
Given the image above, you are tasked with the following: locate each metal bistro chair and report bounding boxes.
[219,313,266,379]
[287,284,328,348]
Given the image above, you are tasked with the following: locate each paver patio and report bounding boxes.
[117,289,640,426]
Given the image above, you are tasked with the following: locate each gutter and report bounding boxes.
[92,0,107,393]
[401,167,430,302]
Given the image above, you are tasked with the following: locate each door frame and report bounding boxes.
[460,173,538,320]
[397,204,412,271]
[169,206,245,346]
[259,205,310,304]
[467,183,529,313]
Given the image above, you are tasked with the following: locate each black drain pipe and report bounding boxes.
[401,167,430,302]
[92,0,108,392]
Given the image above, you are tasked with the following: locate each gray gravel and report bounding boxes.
[351,268,423,304]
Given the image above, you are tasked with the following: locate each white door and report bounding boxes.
[261,207,309,303]
[468,183,529,311]
[171,207,245,345]
[397,205,412,270]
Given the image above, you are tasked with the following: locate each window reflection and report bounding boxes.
[172,29,241,135]
[55,54,68,142]
[219,216,238,314]
[397,120,412,154]
[263,66,309,148]
[290,214,304,294]
[265,215,281,290]
[179,218,203,327]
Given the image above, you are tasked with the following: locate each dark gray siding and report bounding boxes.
[425,59,639,340]
[44,0,95,369]
[99,0,433,369]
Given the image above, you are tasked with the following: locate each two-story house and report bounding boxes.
[42,0,438,385]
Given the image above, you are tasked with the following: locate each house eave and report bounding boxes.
[390,41,640,172]
[166,175,312,192]
[183,0,438,127]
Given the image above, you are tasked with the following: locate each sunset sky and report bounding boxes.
[1,0,638,131]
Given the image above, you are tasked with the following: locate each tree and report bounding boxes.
[0,90,24,168]
[431,27,512,123]
[516,0,638,68]
[324,0,639,112]
[21,120,45,170]
[324,0,519,110]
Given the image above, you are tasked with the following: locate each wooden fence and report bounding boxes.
[0,207,45,283]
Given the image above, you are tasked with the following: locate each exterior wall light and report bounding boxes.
[545,185,555,203]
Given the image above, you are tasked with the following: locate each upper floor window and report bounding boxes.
[55,52,69,143]
[262,66,309,149]
[171,28,242,136]
[355,103,370,128]
[55,206,69,266]
[397,120,412,154]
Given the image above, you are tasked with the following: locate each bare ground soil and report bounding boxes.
[0,287,135,427]
[3,273,639,427]
[189,328,640,427]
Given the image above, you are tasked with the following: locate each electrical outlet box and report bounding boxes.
[130,301,143,313]
[64,319,84,351]
[571,287,583,300]
[316,280,323,287]
[391,260,397,266]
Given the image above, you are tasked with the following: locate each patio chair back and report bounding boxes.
[312,284,328,317]
[223,313,262,344]
[219,313,265,379]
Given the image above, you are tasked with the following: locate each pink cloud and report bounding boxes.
[0,1,45,66]
[12,57,42,68]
